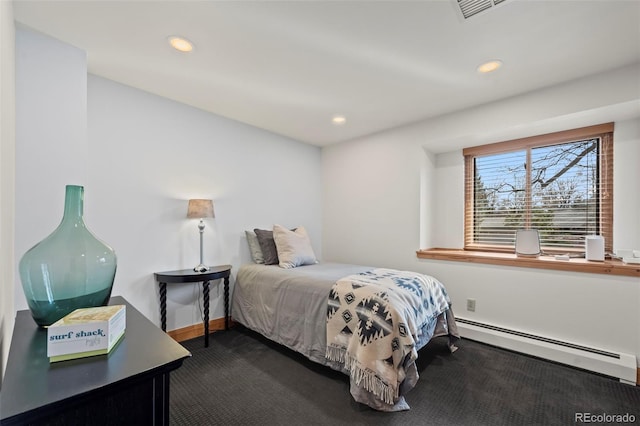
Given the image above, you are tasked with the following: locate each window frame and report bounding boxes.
[463,123,614,255]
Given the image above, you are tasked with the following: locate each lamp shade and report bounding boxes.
[515,229,540,257]
[187,199,214,219]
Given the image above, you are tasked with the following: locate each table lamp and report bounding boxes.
[187,199,214,272]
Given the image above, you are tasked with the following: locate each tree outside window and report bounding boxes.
[464,124,613,254]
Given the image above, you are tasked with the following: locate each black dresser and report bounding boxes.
[0,296,191,425]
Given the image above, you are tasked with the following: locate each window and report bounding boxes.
[464,123,613,254]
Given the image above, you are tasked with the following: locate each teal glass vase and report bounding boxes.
[19,185,117,327]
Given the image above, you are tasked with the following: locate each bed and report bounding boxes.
[231,261,459,412]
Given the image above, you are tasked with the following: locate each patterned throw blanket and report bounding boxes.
[326,268,452,408]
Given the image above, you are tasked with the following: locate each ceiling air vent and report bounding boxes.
[456,0,509,19]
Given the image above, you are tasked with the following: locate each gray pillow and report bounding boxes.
[253,228,279,265]
[245,230,264,264]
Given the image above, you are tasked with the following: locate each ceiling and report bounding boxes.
[12,0,640,147]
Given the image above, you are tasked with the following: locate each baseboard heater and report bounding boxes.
[455,317,637,386]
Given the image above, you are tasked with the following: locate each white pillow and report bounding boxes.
[272,224,318,269]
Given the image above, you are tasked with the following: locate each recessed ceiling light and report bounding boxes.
[168,36,194,53]
[332,115,346,126]
[477,60,503,74]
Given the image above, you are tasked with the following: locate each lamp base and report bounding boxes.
[194,264,209,273]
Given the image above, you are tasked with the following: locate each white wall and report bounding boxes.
[0,0,16,380]
[86,75,322,329]
[14,28,323,332]
[322,64,640,365]
[613,119,640,249]
[14,26,89,320]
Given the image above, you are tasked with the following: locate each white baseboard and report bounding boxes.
[456,318,637,386]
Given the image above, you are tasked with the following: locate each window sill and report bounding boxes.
[416,248,640,278]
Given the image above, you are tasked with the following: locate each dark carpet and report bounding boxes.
[170,326,640,426]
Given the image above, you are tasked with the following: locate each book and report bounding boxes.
[47,305,126,363]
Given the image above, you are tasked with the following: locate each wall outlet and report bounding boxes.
[466,298,476,312]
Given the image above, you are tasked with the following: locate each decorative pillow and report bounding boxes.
[245,230,264,264]
[253,228,280,265]
[272,224,318,269]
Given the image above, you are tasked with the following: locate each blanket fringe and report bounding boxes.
[327,346,398,405]
[326,345,346,364]
[347,354,398,405]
